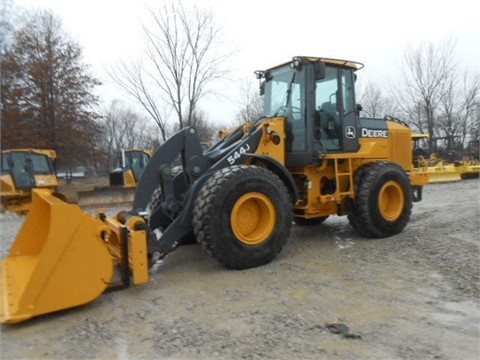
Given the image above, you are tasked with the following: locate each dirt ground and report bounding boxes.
[0,179,479,360]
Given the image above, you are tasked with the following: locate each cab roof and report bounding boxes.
[267,56,364,71]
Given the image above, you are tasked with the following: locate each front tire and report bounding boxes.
[348,161,412,238]
[193,165,292,269]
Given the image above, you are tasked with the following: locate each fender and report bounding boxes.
[244,153,298,204]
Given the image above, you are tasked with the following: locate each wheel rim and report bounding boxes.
[231,192,276,245]
[378,180,404,221]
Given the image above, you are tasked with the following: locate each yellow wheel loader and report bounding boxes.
[0,56,429,323]
[0,149,60,214]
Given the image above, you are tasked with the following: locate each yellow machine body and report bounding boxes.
[241,117,428,220]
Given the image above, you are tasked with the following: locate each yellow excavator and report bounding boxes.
[0,56,429,323]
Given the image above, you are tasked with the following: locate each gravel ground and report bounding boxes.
[0,179,479,360]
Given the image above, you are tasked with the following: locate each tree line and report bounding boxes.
[357,38,479,157]
[1,4,228,174]
[1,3,479,177]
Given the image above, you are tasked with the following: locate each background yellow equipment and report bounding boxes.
[109,149,152,188]
[0,149,59,214]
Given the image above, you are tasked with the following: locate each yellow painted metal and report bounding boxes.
[271,56,364,71]
[231,192,276,245]
[409,171,429,186]
[378,180,404,221]
[1,148,57,159]
[414,156,479,183]
[0,194,31,214]
[0,189,149,323]
[387,121,414,170]
[460,162,480,179]
[101,214,149,285]
[253,118,286,164]
[122,170,137,188]
[128,229,149,284]
[0,189,113,323]
[424,162,462,183]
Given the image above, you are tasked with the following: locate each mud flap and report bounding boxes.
[0,189,115,323]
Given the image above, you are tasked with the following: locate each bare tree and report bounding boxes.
[393,37,480,154]
[437,71,480,149]
[108,60,171,142]
[109,2,230,140]
[170,108,222,144]
[395,38,457,152]
[98,100,161,170]
[234,76,264,125]
[356,81,398,118]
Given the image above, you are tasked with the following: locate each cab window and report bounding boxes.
[315,67,341,150]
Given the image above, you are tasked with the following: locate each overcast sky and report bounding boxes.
[13,0,480,126]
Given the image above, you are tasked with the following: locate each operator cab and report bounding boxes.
[123,150,151,182]
[1,150,55,189]
[257,56,363,166]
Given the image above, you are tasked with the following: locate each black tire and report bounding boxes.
[146,187,172,231]
[348,161,412,238]
[347,164,372,237]
[293,216,329,226]
[193,165,292,269]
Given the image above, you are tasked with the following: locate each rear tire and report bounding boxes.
[348,161,412,238]
[193,165,292,269]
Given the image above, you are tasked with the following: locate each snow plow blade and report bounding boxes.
[425,163,462,183]
[59,186,136,208]
[0,189,149,324]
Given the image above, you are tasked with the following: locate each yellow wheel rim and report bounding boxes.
[378,181,404,221]
[231,192,276,245]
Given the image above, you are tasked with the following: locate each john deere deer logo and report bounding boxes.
[345,126,356,139]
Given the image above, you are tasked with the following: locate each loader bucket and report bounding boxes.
[0,189,114,323]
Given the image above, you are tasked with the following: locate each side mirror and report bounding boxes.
[314,62,325,80]
[356,103,363,116]
[259,79,265,96]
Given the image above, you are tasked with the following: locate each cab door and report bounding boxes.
[314,66,359,153]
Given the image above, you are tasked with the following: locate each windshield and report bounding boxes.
[125,151,150,180]
[263,64,306,151]
[264,65,305,117]
[1,152,52,174]
[30,153,52,173]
